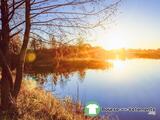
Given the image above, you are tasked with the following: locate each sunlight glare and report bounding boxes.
[105,31,128,49]
[91,24,131,50]
[112,60,125,70]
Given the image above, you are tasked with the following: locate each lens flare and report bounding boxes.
[26,52,36,63]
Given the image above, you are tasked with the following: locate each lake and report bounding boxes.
[25,59,160,120]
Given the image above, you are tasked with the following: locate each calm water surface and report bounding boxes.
[26,59,160,120]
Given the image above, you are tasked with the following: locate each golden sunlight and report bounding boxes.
[104,31,127,49]
[94,27,129,50]
[112,60,125,70]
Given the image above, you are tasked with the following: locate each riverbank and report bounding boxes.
[27,47,160,63]
[1,80,100,120]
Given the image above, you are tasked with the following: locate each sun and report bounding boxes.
[104,30,128,49]
[92,26,130,50]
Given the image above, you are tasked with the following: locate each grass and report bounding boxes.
[1,80,102,120]
[17,80,85,120]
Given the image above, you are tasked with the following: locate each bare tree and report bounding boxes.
[0,0,31,113]
[0,0,121,114]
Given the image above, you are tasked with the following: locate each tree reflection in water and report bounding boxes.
[24,60,113,88]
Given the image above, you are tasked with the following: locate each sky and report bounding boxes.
[91,0,160,49]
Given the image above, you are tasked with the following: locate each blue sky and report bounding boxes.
[93,0,160,49]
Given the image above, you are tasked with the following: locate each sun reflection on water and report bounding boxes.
[112,60,126,70]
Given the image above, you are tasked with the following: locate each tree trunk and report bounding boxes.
[0,0,15,112]
[12,57,24,99]
[12,0,31,99]
[1,69,14,111]
[0,42,15,112]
